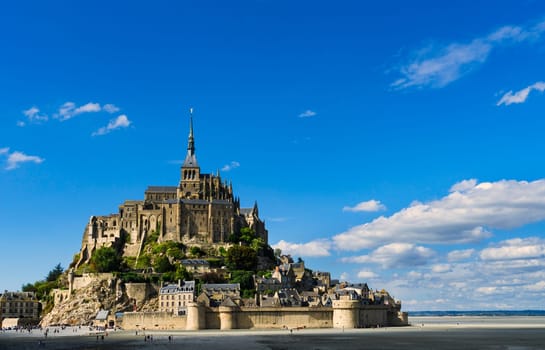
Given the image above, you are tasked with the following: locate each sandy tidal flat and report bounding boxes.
[1,317,545,350]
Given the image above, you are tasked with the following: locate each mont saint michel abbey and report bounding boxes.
[77,112,268,265]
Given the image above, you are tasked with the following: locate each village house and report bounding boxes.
[159,280,195,315]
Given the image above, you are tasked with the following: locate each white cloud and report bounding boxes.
[92,115,131,136]
[449,178,477,193]
[357,270,378,279]
[22,106,48,123]
[497,81,545,106]
[343,200,386,212]
[56,101,102,121]
[298,110,316,118]
[221,161,240,172]
[272,239,331,257]
[3,150,45,170]
[376,236,545,310]
[392,19,545,89]
[103,104,120,113]
[431,264,452,273]
[480,237,545,261]
[476,286,499,295]
[16,121,26,127]
[339,272,350,281]
[524,281,545,292]
[57,102,76,120]
[447,248,475,262]
[334,179,545,250]
[341,243,435,268]
[75,102,101,114]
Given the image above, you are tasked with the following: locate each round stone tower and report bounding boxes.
[332,300,360,329]
[219,305,237,330]
[186,302,205,330]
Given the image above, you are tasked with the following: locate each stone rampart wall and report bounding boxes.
[122,312,186,330]
[359,306,388,327]
[238,307,332,329]
[120,305,407,331]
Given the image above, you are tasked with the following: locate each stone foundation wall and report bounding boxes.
[238,307,332,329]
[122,312,186,330]
[72,273,114,291]
[125,283,158,305]
[120,305,407,331]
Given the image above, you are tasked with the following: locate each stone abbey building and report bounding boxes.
[77,112,268,265]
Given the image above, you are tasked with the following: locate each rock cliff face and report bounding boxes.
[41,277,157,326]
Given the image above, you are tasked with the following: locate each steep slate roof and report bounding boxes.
[95,310,109,320]
[146,186,177,193]
[160,281,195,294]
[181,259,210,266]
[203,283,240,292]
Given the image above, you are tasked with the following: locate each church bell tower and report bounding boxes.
[178,108,201,199]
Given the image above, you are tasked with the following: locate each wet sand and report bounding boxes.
[1,317,545,350]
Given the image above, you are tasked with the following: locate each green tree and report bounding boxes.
[226,245,257,271]
[189,246,205,258]
[239,227,256,244]
[46,263,64,282]
[163,265,193,282]
[90,246,122,272]
[218,246,227,257]
[250,238,265,252]
[153,255,174,273]
[135,254,151,269]
[230,270,255,291]
[166,246,185,260]
[199,272,226,284]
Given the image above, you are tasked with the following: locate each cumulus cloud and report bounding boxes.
[1,149,45,170]
[392,19,545,89]
[524,281,545,292]
[373,236,545,309]
[22,106,48,124]
[431,264,452,273]
[334,179,545,250]
[497,81,545,106]
[480,237,545,261]
[272,239,331,257]
[447,249,475,262]
[298,110,316,118]
[341,243,435,268]
[339,272,350,281]
[103,104,120,113]
[221,161,240,172]
[343,200,386,212]
[449,178,477,192]
[92,115,131,136]
[357,270,378,279]
[56,102,105,121]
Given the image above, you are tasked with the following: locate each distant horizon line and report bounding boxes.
[408,310,545,315]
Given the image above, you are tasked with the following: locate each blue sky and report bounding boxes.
[2,1,545,310]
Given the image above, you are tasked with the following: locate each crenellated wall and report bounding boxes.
[119,304,408,330]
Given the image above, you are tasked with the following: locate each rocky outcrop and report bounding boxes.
[41,276,157,326]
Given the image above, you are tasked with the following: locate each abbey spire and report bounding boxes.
[183,108,198,167]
